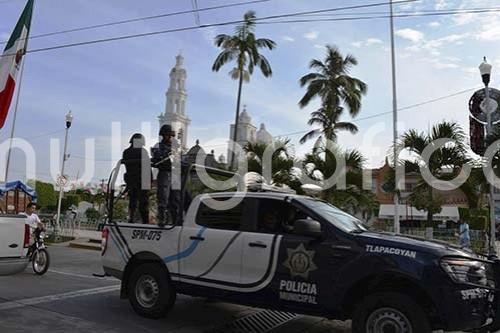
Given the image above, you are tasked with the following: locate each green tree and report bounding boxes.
[28,180,57,212]
[299,45,367,145]
[397,121,470,227]
[212,10,276,169]
[244,139,301,191]
[303,143,377,217]
[85,207,100,222]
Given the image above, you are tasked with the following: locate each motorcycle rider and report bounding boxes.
[122,133,151,224]
[151,124,180,227]
[22,202,45,256]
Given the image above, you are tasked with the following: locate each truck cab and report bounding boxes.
[0,215,30,276]
[102,187,500,333]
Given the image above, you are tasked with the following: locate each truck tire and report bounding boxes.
[352,292,431,333]
[128,263,176,319]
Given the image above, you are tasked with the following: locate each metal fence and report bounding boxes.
[372,226,488,253]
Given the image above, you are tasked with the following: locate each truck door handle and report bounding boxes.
[249,242,267,248]
[190,236,205,241]
[9,244,18,248]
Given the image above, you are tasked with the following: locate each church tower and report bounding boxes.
[159,53,191,150]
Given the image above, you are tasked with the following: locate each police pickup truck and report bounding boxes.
[101,164,500,333]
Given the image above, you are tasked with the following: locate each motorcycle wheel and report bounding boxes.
[32,249,50,275]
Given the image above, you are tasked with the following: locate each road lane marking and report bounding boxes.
[0,285,120,311]
[48,269,116,281]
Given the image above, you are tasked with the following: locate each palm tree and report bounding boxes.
[299,45,367,145]
[302,143,377,217]
[212,10,276,169]
[244,139,300,190]
[300,106,358,145]
[397,121,470,227]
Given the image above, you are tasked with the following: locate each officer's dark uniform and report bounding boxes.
[122,133,150,224]
[152,125,180,226]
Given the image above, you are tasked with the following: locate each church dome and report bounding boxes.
[257,123,273,144]
[239,106,252,124]
[185,139,206,164]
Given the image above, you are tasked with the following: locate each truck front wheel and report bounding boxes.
[128,263,176,319]
[352,292,431,333]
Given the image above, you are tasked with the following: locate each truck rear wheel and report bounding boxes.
[352,292,431,333]
[128,263,176,318]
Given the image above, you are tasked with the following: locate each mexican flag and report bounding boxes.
[0,0,34,129]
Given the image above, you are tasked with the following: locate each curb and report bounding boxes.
[69,238,101,251]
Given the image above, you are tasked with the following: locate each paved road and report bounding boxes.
[0,245,349,333]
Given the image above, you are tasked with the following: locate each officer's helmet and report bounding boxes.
[129,133,145,147]
[159,124,175,137]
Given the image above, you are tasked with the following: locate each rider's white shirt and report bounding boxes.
[21,212,41,230]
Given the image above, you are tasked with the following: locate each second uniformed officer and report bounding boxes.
[122,133,151,224]
[151,124,179,226]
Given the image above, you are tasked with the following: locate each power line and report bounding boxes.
[295,6,500,17]
[0,0,271,45]
[259,7,500,25]
[61,86,478,160]
[0,0,415,57]
[275,87,479,138]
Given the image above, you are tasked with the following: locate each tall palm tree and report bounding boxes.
[299,45,367,145]
[212,11,276,169]
[397,121,470,227]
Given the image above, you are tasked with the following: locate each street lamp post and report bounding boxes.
[55,111,73,237]
[479,58,497,255]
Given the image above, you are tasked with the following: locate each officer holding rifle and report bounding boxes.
[151,124,180,227]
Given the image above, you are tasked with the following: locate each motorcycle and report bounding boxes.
[29,228,50,275]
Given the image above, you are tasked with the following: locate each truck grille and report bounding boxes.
[207,310,298,333]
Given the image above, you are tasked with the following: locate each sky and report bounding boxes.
[1,0,500,186]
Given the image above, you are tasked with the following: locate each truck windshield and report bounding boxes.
[299,198,368,233]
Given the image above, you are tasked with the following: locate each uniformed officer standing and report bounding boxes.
[151,124,180,226]
[122,133,150,224]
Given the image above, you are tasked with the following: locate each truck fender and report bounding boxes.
[120,251,169,299]
[340,272,438,323]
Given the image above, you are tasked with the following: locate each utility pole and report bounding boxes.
[389,0,400,233]
[55,111,73,237]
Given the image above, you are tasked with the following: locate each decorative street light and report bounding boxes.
[479,58,497,255]
[55,111,73,237]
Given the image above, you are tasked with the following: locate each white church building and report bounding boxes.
[158,54,273,164]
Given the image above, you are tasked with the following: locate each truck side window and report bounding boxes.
[255,199,310,234]
[196,200,243,231]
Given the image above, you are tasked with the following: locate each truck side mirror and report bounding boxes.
[294,219,322,238]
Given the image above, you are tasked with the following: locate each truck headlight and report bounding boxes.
[440,258,493,287]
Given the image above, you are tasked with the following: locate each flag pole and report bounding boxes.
[4,58,26,183]
[3,0,35,183]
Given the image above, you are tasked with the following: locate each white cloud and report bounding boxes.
[366,38,383,45]
[478,26,500,41]
[314,44,323,49]
[0,32,9,41]
[351,38,383,48]
[435,0,449,10]
[303,30,318,40]
[395,28,424,43]
[282,36,294,42]
[428,21,441,28]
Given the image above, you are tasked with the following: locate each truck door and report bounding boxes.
[177,196,248,289]
[242,198,337,313]
[0,216,26,258]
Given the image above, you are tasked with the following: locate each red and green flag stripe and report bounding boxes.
[0,0,34,129]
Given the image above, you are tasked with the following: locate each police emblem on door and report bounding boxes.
[283,243,317,279]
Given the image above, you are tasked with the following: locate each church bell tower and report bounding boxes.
[159,53,191,150]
